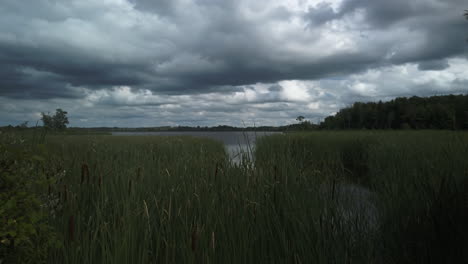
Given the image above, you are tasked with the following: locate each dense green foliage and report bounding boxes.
[0,132,59,263]
[1,131,468,263]
[321,94,468,130]
[41,109,69,130]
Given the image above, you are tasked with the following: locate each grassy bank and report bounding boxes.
[1,131,468,263]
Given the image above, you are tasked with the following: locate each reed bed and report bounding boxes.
[2,131,468,263]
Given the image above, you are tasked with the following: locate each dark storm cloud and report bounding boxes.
[268,84,283,92]
[0,66,84,99]
[306,0,464,29]
[131,0,175,16]
[153,49,383,94]
[304,2,340,25]
[418,59,450,71]
[306,0,468,63]
[388,21,467,65]
[339,0,428,28]
[1,0,467,100]
[0,0,467,127]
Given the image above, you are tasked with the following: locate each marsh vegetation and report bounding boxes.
[1,130,468,263]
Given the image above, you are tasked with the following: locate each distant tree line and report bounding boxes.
[3,95,468,132]
[91,125,287,132]
[320,94,468,130]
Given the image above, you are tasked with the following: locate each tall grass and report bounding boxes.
[256,131,468,263]
[2,131,468,263]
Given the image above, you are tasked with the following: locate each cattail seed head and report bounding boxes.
[211,231,215,251]
[81,164,89,184]
[331,178,336,201]
[98,174,102,188]
[191,226,198,252]
[68,215,75,242]
[128,179,132,195]
[137,167,142,181]
[274,165,278,182]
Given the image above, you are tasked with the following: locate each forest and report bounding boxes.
[320,94,468,130]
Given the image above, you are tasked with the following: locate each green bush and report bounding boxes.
[0,133,59,263]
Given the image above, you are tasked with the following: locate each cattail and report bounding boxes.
[191,225,198,252]
[274,165,278,182]
[331,178,336,201]
[63,184,68,202]
[128,179,132,195]
[81,164,89,184]
[137,167,142,181]
[211,231,215,251]
[68,215,75,242]
[98,173,102,188]
[214,163,219,179]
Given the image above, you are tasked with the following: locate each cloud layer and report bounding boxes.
[1,0,467,126]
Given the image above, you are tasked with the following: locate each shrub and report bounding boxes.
[0,133,59,263]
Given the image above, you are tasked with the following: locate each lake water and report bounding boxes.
[112,131,282,163]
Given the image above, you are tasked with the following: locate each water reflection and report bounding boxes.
[112,131,281,163]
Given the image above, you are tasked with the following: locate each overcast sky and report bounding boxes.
[1,0,467,127]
